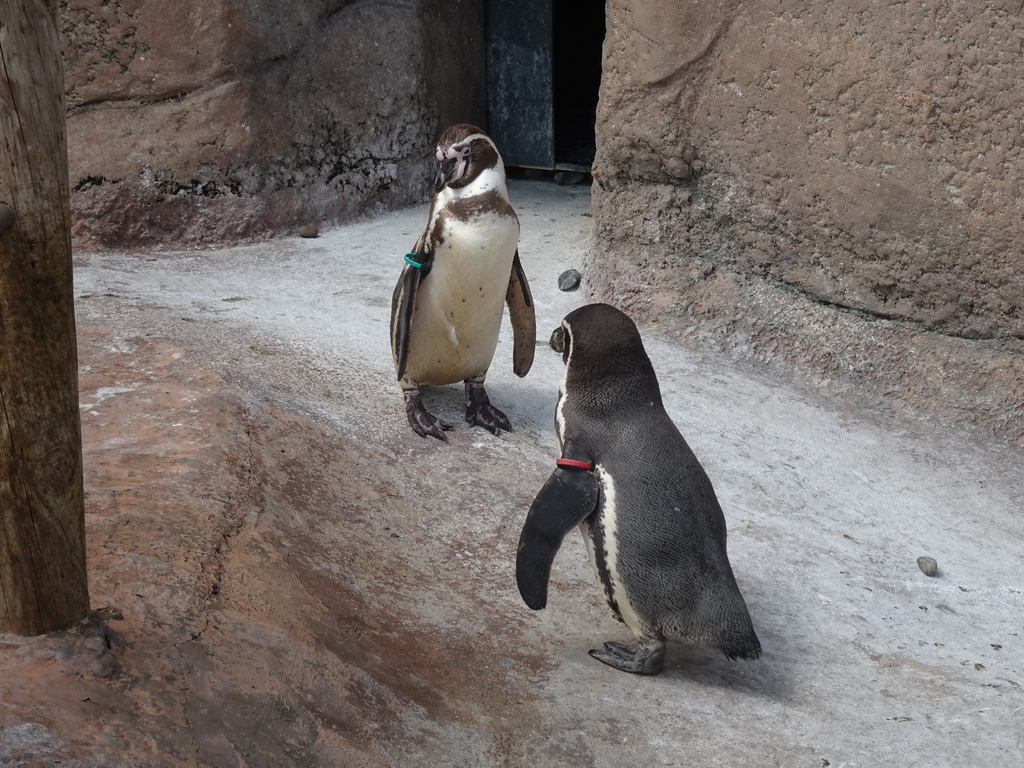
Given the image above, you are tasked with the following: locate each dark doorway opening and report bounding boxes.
[484,1,605,172]
[552,2,604,170]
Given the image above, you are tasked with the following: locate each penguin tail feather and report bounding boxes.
[720,635,762,661]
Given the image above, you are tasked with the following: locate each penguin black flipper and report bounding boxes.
[506,250,536,378]
[391,246,432,382]
[517,466,600,610]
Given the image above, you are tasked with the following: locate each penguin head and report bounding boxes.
[433,124,503,193]
[554,303,661,403]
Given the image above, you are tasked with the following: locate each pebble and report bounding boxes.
[298,225,319,238]
[917,556,939,577]
[558,268,581,292]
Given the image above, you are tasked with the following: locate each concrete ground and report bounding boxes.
[3,179,1022,767]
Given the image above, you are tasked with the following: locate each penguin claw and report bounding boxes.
[403,390,452,440]
[600,641,633,659]
[588,639,666,675]
[466,403,512,435]
[464,381,512,434]
[412,415,452,441]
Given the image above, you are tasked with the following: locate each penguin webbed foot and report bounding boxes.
[403,389,452,440]
[588,639,666,675]
[464,380,512,435]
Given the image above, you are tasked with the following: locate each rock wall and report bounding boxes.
[60,0,484,247]
[590,0,1024,443]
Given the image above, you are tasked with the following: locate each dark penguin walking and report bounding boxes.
[516,303,761,675]
[390,124,535,440]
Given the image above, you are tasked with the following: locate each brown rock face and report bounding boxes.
[61,0,482,248]
[1,327,549,765]
[591,0,1024,443]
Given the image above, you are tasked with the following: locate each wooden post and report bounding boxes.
[0,0,90,634]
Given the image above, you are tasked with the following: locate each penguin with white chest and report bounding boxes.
[516,303,761,675]
[391,124,535,440]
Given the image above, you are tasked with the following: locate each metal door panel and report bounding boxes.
[484,0,554,169]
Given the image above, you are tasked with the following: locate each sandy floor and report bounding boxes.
[2,179,1022,767]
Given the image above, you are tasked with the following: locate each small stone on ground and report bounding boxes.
[558,269,582,292]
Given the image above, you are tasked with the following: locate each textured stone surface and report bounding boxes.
[2,183,1021,767]
[60,0,483,248]
[590,0,1024,443]
[1,327,547,766]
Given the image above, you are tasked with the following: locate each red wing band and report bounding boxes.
[555,458,593,471]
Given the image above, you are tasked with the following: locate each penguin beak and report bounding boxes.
[434,157,459,193]
[434,155,470,193]
[549,326,566,354]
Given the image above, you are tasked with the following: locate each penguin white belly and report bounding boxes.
[403,213,519,386]
[583,467,650,639]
